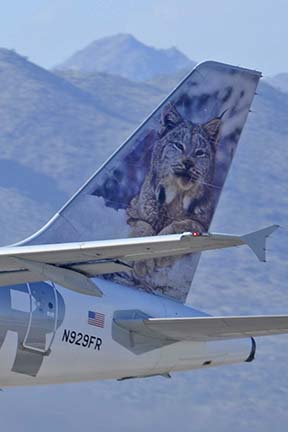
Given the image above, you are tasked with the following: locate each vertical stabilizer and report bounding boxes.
[22,61,261,302]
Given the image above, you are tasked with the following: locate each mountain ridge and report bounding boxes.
[266,72,288,94]
[55,33,194,81]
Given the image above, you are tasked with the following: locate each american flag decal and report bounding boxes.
[88,311,105,328]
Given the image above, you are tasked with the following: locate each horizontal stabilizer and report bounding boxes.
[115,315,288,342]
[0,225,278,291]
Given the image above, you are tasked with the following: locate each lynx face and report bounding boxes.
[153,105,221,201]
[160,124,216,191]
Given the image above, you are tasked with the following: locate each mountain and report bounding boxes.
[54,69,164,124]
[0,43,288,431]
[0,48,169,244]
[266,72,288,94]
[0,49,127,242]
[145,66,192,91]
[55,33,194,81]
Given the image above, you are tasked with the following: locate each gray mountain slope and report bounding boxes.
[0,50,142,231]
[56,33,193,81]
[54,69,164,124]
[266,72,288,94]
[0,49,170,244]
[146,66,193,91]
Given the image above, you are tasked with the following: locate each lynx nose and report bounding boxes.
[183,159,194,169]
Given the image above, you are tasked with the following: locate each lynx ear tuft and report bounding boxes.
[158,104,183,137]
[203,117,222,145]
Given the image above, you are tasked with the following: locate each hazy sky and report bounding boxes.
[0,0,287,75]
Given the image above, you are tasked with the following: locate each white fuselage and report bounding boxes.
[0,278,253,387]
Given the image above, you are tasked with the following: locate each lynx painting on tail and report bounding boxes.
[126,104,222,278]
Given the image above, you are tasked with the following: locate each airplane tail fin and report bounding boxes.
[21,61,261,302]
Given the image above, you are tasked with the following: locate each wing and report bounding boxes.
[0,225,278,296]
[114,315,288,342]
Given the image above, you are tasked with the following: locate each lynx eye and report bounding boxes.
[172,142,185,152]
[195,149,206,157]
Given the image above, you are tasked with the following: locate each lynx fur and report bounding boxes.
[126,105,222,277]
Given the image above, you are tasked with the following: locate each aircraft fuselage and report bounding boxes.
[0,278,253,387]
